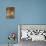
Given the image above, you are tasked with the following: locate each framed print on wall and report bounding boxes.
[6,7,15,19]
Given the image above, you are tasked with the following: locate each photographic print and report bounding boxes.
[6,7,15,19]
[18,24,46,46]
